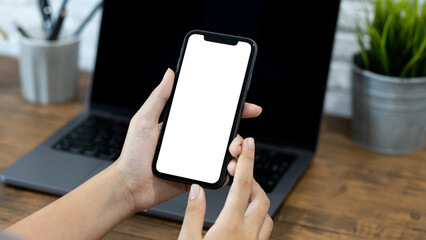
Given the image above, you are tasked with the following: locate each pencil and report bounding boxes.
[47,0,69,40]
[0,27,8,40]
[47,8,67,40]
[14,21,31,38]
[39,0,52,31]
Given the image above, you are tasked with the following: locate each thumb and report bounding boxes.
[135,68,175,123]
[178,184,206,240]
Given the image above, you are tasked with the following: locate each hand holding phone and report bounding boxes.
[152,30,257,188]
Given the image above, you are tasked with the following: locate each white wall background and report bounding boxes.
[0,0,102,71]
[2,0,421,117]
[326,0,369,118]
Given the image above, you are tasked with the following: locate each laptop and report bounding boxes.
[1,0,341,227]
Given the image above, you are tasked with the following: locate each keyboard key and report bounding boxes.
[253,150,294,193]
[52,116,128,162]
[228,149,294,193]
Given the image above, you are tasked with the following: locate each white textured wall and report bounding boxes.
[325,0,368,118]
[326,0,425,117]
[3,0,418,117]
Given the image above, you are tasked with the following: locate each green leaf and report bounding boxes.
[401,36,426,77]
[356,27,370,69]
[353,0,426,77]
[379,12,394,75]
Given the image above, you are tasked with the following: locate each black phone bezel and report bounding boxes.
[152,30,257,189]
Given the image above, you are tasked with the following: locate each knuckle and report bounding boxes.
[241,150,255,162]
[223,221,241,234]
[186,203,203,215]
[130,115,152,131]
[235,176,252,188]
[254,181,270,209]
[262,195,270,210]
[266,215,274,230]
[129,114,142,127]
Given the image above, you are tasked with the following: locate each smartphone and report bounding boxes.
[152,30,257,189]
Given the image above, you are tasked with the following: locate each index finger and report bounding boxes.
[221,138,255,218]
[242,103,262,119]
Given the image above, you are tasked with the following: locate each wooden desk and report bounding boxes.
[0,56,425,239]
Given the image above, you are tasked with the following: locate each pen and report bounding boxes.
[39,0,52,31]
[0,27,8,40]
[72,1,104,37]
[47,0,69,40]
[48,9,66,40]
[14,21,31,38]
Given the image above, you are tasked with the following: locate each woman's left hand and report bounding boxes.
[113,68,262,214]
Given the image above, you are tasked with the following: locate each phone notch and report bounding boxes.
[203,34,238,46]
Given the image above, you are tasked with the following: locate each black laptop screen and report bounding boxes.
[91,0,341,151]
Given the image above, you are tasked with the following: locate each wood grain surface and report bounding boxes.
[0,56,425,239]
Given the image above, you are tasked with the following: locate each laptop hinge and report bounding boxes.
[90,109,133,122]
[90,103,136,119]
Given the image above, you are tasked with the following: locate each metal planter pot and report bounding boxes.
[351,53,426,154]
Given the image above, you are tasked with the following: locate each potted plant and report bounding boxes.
[351,0,426,154]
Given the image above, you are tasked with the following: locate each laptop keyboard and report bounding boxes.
[53,116,294,192]
[52,116,128,160]
[228,149,295,193]
[253,149,294,192]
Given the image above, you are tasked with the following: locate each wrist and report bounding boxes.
[104,163,138,217]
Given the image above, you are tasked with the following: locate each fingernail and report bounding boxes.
[190,184,200,200]
[247,138,254,150]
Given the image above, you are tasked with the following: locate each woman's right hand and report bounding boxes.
[178,138,273,240]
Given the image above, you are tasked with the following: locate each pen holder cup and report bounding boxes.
[18,27,80,105]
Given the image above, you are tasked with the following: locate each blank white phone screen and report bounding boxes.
[156,34,252,184]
